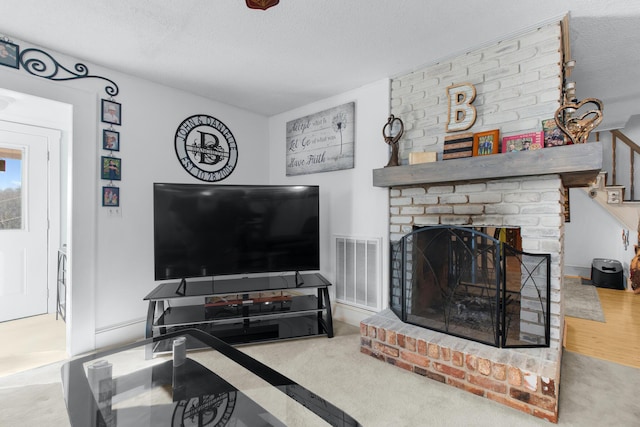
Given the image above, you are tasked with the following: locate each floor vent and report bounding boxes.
[335,236,381,310]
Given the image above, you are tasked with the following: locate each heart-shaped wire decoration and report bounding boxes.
[383,115,404,167]
[383,115,404,145]
[554,98,603,144]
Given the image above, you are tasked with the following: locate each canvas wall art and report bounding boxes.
[286,102,355,176]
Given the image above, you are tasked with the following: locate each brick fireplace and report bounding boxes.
[360,17,602,423]
[360,130,602,422]
[361,174,566,422]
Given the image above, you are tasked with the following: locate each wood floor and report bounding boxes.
[564,283,640,369]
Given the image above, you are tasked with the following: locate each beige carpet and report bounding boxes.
[1,321,639,426]
[563,277,606,322]
[0,382,69,426]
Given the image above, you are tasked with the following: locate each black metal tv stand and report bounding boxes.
[143,273,333,357]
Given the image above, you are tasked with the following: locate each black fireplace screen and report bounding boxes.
[390,226,550,348]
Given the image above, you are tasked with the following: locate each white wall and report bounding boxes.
[2,33,633,355]
[1,36,390,352]
[268,80,391,324]
[564,187,637,279]
[93,71,269,350]
[0,38,269,354]
[563,125,640,280]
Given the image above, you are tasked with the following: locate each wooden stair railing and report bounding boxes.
[609,129,640,201]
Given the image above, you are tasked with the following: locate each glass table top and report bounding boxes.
[61,329,360,427]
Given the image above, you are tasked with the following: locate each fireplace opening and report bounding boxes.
[390,226,550,348]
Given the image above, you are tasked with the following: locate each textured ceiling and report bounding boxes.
[1,0,639,128]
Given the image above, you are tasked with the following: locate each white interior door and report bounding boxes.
[0,124,51,322]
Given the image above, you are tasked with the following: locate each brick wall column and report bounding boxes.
[390,22,562,164]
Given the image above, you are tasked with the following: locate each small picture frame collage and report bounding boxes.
[101,98,122,207]
[449,117,569,160]
[443,129,502,159]
[499,117,569,155]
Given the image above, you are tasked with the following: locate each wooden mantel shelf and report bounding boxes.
[373,142,603,188]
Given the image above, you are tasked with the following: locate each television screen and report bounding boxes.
[153,183,320,280]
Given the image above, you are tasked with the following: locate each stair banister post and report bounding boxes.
[630,147,635,200]
[612,131,617,186]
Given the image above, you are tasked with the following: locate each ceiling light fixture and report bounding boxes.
[246,0,279,10]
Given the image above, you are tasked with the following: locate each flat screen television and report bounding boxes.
[153,183,320,281]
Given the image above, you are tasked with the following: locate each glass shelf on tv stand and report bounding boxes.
[144,273,334,354]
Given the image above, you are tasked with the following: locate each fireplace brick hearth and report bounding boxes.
[361,309,560,423]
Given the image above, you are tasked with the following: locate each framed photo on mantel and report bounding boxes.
[542,118,567,147]
[473,129,500,156]
[502,131,544,153]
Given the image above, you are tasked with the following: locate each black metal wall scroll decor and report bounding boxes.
[19,48,119,97]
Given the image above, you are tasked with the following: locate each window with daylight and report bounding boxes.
[0,147,23,230]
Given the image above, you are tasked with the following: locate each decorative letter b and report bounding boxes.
[446,83,477,132]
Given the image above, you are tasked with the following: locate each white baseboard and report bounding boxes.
[333,302,377,327]
[564,265,591,278]
[95,318,146,351]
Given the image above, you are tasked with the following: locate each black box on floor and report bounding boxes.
[591,258,625,290]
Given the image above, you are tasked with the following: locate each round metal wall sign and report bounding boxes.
[174,114,238,182]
